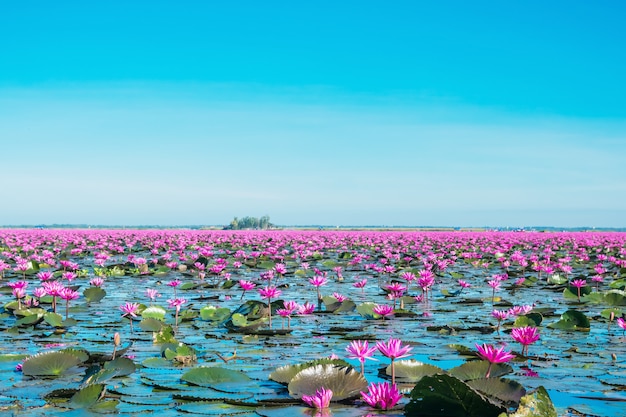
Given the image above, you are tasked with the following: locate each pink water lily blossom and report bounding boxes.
[346,340,378,375]
[376,338,412,384]
[475,343,515,378]
[120,302,140,333]
[373,304,394,319]
[360,382,402,410]
[511,326,540,356]
[301,387,333,409]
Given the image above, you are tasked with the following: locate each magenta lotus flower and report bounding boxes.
[475,343,515,378]
[302,387,333,409]
[167,279,181,296]
[309,275,328,302]
[492,309,509,333]
[62,271,76,283]
[42,281,64,313]
[617,317,626,335]
[511,326,540,356]
[508,304,533,316]
[12,287,26,309]
[238,279,256,299]
[120,302,140,333]
[297,301,316,315]
[353,278,368,294]
[274,263,287,276]
[376,338,412,384]
[360,381,402,410]
[346,340,378,375]
[259,286,282,328]
[571,279,587,301]
[400,271,416,282]
[373,304,394,320]
[146,288,160,303]
[36,271,54,281]
[89,277,105,287]
[167,298,187,328]
[59,287,80,319]
[332,292,347,302]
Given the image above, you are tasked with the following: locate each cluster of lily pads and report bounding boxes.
[1,229,626,416]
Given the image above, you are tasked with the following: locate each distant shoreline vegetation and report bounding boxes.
[0,223,625,232]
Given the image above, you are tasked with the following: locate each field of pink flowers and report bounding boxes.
[1,229,625,416]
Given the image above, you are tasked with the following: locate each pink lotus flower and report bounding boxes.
[309,275,328,301]
[376,338,412,384]
[59,287,80,319]
[89,277,105,287]
[302,387,333,409]
[120,302,140,318]
[346,340,378,375]
[511,326,540,356]
[373,304,394,319]
[146,288,160,302]
[167,298,187,327]
[238,279,256,299]
[475,343,515,378]
[360,382,402,410]
[298,301,316,315]
[353,278,368,293]
[120,302,140,333]
[332,292,347,302]
[36,271,54,281]
[571,279,587,301]
[259,286,282,328]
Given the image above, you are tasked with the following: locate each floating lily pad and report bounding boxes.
[288,365,367,401]
[405,373,505,417]
[22,351,85,377]
[69,383,106,409]
[449,361,513,381]
[547,309,590,331]
[270,358,352,384]
[387,359,445,382]
[181,366,252,387]
[468,377,526,405]
[83,287,106,303]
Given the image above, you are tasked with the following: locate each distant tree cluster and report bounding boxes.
[225,215,272,230]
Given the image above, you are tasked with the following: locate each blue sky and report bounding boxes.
[1,1,625,227]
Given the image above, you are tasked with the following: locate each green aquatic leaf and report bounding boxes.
[288,364,367,401]
[22,351,84,376]
[405,373,505,417]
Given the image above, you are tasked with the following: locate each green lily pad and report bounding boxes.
[83,287,106,303]
[44,312,64,327]
[22,351,85,376]
[547,309,590,331]
[288,365,367,401]
[181,366,251,387]
[142,306,167,321]
[468,377,526,405]
[69,383,106,409]
[387,359,445,382]
[269,358,352,384]
[405,373,505,417]
[139,317,164,332]
[449,361,513,381]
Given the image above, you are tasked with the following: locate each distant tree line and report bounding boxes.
[225,215,272,230]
